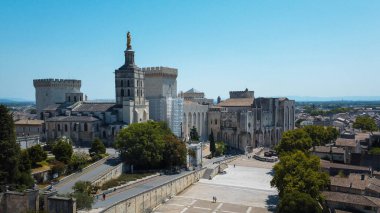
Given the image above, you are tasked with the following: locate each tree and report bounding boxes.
[89,138,106,156]
[270,151,329,200]
[162,134,187,169]
[275,129,312,154]
[278,191,322,213]
[215,141,226,156]
[190,126,199,141]
[302,126,339,147]
[27,144,47,167]
[116,121,168,169]
[209,130,216,157]
[52,138,73,163]
[72,181,94,210]
[69,152,90,172]
[353,115,378,132]
[0,105,33,190]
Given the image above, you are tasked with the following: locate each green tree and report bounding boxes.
[0,105,33,190]
[27,144,47,167]
[278,191,322,213]
[162,134,187,169]
[72,181,94,210]
[52,138,73,163]
[302,126,339,147]
[89,138,106,156]
[353,115,378,132]
[270,151,329,200]
[209,130,216,157]
[69,152,90,172]
[275,129,312,154]
[215,141,226,156]
[116,121,168,169]
[190,126,199,141]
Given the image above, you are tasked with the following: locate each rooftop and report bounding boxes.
[72,102,116,112]
[323,191,380,208]
[14,119,44,125]
[335,138,357,147]
[45,116,99,122]
[217,98,253,107]
[312,146,345,154]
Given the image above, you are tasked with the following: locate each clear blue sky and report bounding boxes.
[1,0,379,101]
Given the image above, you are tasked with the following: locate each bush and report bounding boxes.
[52,138,73,163]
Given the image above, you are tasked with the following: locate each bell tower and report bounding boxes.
[115,32,149,124]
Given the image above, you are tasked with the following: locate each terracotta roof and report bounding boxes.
[335,138,357,147]
[323,191,380,207]
[217,98,253,107]
[356,133,370,141]
[312,146,345,154]
[320,160,370,172]
[45,116,99,122]
[14,119,44,125]
[330,174,368,190]
[72,102,116,112]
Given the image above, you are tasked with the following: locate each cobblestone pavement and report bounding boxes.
[153,157,278,213]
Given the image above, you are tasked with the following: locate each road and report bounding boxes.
[91,170,193,210]
[54,154,120,195]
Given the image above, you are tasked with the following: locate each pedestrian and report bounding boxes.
[103,193,106,200]
[212,196,215,203]
[215,196,217,203]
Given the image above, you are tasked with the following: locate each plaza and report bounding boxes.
[153,156,278,213]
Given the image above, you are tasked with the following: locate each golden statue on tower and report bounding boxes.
[127,31,132,50]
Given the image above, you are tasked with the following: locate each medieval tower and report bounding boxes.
[115,32,149,124]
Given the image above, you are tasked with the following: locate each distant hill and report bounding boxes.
[288,96,380,102]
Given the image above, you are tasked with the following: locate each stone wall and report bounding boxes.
[92,163,125,187]
[47,196,76,213]
[0,189,39,213]
[101,168,206,213]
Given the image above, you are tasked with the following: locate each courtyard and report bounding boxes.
[153,156,278,213]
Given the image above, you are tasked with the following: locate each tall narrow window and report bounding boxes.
[127,80,130,87]
[84,123,88,132]
[121,89,124,97]
[65,124,68,132]
[74,96,77,102]
[128,89,130,97]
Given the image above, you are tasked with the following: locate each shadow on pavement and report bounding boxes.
[265,194,279,212]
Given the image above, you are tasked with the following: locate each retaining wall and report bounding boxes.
[0,189,39,213]
[101,168,206,213]
[92,163,125,187]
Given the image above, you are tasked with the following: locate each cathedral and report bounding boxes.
[35,33,150,145]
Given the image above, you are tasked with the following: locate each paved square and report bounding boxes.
[154,157,278,213]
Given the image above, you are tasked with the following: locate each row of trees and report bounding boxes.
[271,126,333,212]
[115,121,187,170]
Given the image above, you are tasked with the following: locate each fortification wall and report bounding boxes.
[229,89,254,99]
[33,79,82,115]
[0,189,39,213]
[101,168,206,213]
[142,66,178,77]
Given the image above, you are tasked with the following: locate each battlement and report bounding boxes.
[33,79,81,88]
[229,88,254,99]
[142,66,178,77]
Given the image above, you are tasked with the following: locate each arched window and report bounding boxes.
[57,124,61,131]
[73,123,77,131]
[121,89,124,97]
[84,123,88,132]
[127,80,130,87]
[74,96,77,102]
[64,124,68,132]
[128,89,130,97]
[68,96,71,102]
